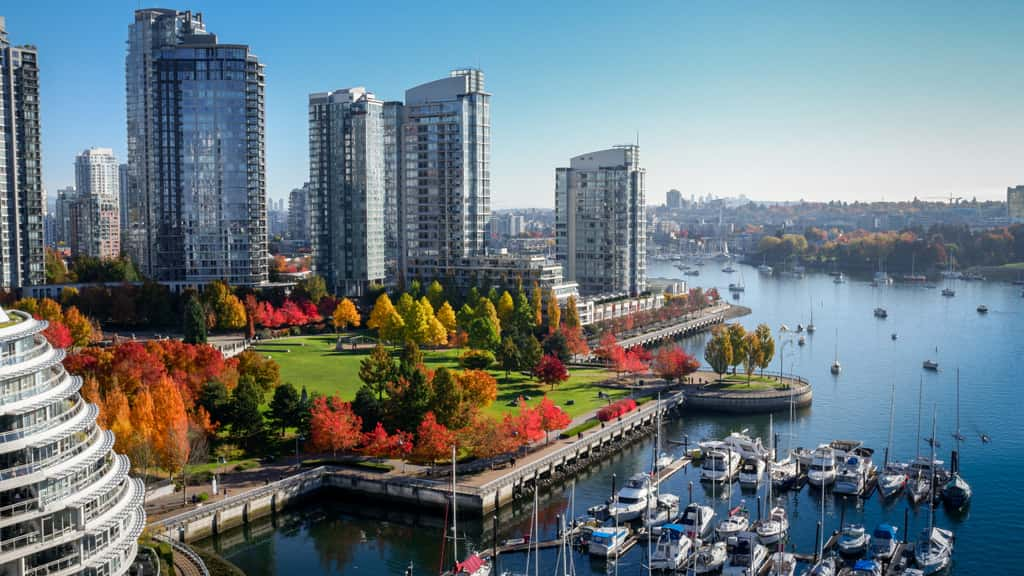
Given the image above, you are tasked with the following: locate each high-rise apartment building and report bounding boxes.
[126,9,267,285]
[382,101,404,287]
[308,88,386,296]
[287,183,309,244]
[0,17,44,287]
[72,148,120,259]
[118,163,128,232]
[555,145,646,296]
[53,186,76,247]
[666,188,682,209]
[1009,185,1024,223]
[403,69,490,284]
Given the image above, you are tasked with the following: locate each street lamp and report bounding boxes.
[295,435,304,467]
[778,338,794,383]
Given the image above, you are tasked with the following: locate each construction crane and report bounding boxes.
[923,194,964,205]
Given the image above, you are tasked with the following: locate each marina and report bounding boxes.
[200,264,1021,575]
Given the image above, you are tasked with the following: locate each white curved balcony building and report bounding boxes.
[0,308,144,576]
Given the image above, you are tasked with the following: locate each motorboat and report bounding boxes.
[873,307,888,318]
[796,323,804,333]
[869,524,899,561]
[755,506,789,545]
[722,265,736,273]
[644,493,681,529]
[801,557,837,576]
[798,335,806,346]
[807,446,838,486]
[655,452,675,470]
[701,448,741,483]
[851,559,882,576]
[720,431,773,460]
[914,527,954,574]
[976,304,988,313]
[922,360,938,371]
[942,474,972,510]
[738,458,765,487]
[837,524,870,557]
[716,506,750,540]
[769,552,797,576]
[877,463,908,498]
[607,473,651,521]
[830,359,841,375]
[907,471,932,505]
[833,273,846,284]
[758,264,774,275]
[940,287,955,297]
[723,532,768,576]
[834,454,871,496]
[650,523,693,571]
[689,540,728,574]
[684,270,700,276]
[679,502,715,540]
[587,526,631,557]
[794,446,815,469]
[728,283,745,292]
[891,333,898,340]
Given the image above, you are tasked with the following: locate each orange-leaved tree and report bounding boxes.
[309,396,362,457]
[413,412,454,464]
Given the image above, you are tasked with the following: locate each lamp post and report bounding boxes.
[295,435,304,467]
[779,338,794,382]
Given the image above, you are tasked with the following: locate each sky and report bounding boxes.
[5,1,1024,208]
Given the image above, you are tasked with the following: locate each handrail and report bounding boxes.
[0,397,84,443]
[155,534,211,576]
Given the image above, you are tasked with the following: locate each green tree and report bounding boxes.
[268,382,301,436]
[725,324,748,375]
[430,367,463,428]
[399,340,424,371]
[425,280,445,309]
[563,295,580,329]
[742,332,761,385]
[467,317,500,351]
[754,323,775,377]
[474,298,501,337]
[466,287,481,308]
[229,378,265,447]
[542,330,570,364]
[509,292,535,341]
[519,335,544,376]
[45,248,69,284]
[456,303,476,333]
[704,326,733,382]
[359,344,395,402]
[198,381,231,426]
[351,385,382,432]
[388,367,432,430]
[497,336,520,381]
[296,274,328,304]
[183,296,207,344]
[408,280,422,299]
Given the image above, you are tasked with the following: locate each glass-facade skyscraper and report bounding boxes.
[556,145,646,296]
[0,17,44,288]
[308,88,386,296]
[126,9,267,285]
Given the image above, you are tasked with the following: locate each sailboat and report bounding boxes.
[645,400,681,529]
[756,419,789,546]
[942,369,972,510]
[830,329,841,375]
[903,253,927,283]
[729,267,745,292]
[908,378,931,506]
[800,489,837,575]
[914,409,955,573]
[878,382,907,499]
[449,446,492,576]
[806,299,816,333]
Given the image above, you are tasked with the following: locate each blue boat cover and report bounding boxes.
[872,524,897,539]
[854,559,878,570]
[662,523,685,533]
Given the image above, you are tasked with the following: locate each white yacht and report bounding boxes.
[607,473,652,521]
[715,506,750,540]
[802,557,838,576]
[644,493,681,529]
[723,532,768,576]
[837,524,870,557]
[650,524,693,571]
[770,552,798,576]
[755,506,789,545]
[868,524,899,561]
[770,455,799,489]
[878,462,908,498]
[701,448,741,483]
[914,526,954,574]
[807,445,838,486]
[689,540,728,574]
[588,526,631,557]
[738,457,765,486]
[679,502,715,539]
[834,454,871,495]
[720,431,773,460]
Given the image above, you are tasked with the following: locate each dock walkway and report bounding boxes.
[614,304,730,349]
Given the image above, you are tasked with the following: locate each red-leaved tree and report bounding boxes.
[309,396,362,457]
[42,320,73,349]
[653,345,700,384]
[413,412,454,464]
[537,396,572,443]
[535,354,569,389]
[361,422,413,460]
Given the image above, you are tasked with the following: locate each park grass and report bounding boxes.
[252,335,625,421]
[706,374,789,391]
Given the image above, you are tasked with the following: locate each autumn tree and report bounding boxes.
[596,332,623,364]
[332,298,361,332]
[425,280,445,309]
[742,332,762,384]
[367,293,404,343]
[725,324,748,375]
[621,348,650,382]
[497,337,520,381]
[151,376,189,479]
[309,396,363,456]
[361,422,413,460]
[531,282,543,327]
[704,326,733,382]
[563,295,580,329]
[457,369,498,409]
[436,301,457,336]
[243,294,258,340]
[36,298,63,323]
[546,289,560,332]
[653,345,700,384]
[237,350,280,394]
[63,306,94,347]
[537,396,572,443]
[413,412,454,464]
[754,323,775,377]
[42,320,72,349]
[183,296,207,344]
[535,354,569,389]
[359,344,395,402]
[496,291,515,325]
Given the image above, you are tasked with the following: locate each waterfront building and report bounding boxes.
[126,9,267,286]
[403,69,491,285]
[287,183,309,244]
[555,145,647,296]
[1009,185,1024,223]
[72,148,120,259]
[0,17,44,288]
[0,306,145,575]
[308,87,386,297]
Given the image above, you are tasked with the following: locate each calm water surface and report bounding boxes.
[202,263,1023,574]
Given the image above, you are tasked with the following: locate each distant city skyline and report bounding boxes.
[6,1,1024,207]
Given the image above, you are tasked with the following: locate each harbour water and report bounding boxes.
[201,263,1023,574]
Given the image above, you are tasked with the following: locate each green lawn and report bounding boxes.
[706,374,789,391]
[252,335,626,420]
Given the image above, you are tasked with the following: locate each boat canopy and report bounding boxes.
[853,559,879,570]
[663,523,685,534]
[873,524,897,540]
[456,554,485,574]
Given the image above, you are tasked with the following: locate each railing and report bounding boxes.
[475,392,682,494]
[0,337,50,369]
[0,397,84,444]
[0,522,76,554]
[155,535,211,576]
[23,550,80,576]
[0,369,74,407]
[0,426,103,482]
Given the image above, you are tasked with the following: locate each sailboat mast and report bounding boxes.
[887,381,896,468]
[916,376,923,460]
[452,444,458,564]
[930,407,937,525]
[956,368,961,442]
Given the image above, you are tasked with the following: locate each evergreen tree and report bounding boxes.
[268,382,301,436]
[351,385,382,432]
[519,335,544,376]
[498,336,520,381]
[229,377,265,447]
[183,296,207,344]
[359,344,395,402]
[430,367,463,428]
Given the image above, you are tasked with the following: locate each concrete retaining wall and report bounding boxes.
[683,386,812,414]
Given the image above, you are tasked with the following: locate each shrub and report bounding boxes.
[596,398,637,422]
[459,349,495,370]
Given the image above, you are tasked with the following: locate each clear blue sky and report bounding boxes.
[5,1,1024,207]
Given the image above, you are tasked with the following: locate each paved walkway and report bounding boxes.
[145,463,296,524]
